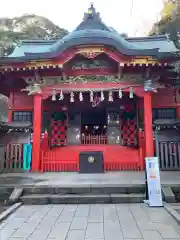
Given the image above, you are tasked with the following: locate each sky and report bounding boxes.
[0,0,164,37]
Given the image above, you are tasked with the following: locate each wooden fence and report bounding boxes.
[0,144,24,173]
[2,139,180,173]
[156,141,180,170]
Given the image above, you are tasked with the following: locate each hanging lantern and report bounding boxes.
[129,87,134,99]
[100,91,104,101]
[70,92,74,102]
[59,90,64,100]
[90,91,94,102]
[52,89,56,101]
[79,92,83,101]
[118,89,123,98]
[108,91,113,102]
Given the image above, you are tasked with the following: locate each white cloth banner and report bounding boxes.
[145,157,163,207]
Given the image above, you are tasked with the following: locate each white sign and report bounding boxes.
[145,157,163,207]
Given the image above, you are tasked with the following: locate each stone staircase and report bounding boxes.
[20,184,145,204]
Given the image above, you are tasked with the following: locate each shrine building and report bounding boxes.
[0,4,180,173]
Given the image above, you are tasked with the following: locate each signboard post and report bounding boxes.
[145,157,163,207]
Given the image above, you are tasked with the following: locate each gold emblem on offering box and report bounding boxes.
[88,156,95,163]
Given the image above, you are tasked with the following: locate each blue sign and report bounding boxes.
[23,144,32,171]
[145,157,163,207]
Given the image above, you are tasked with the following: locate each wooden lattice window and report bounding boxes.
[152,108,176,120]
[12,111,33,122]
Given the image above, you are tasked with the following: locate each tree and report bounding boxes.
[149,0,180,54]
[149,1,180,76]
[150,0,180,80]
[0,14,69,55]
[160,0,176,19]
[149,0,180,45]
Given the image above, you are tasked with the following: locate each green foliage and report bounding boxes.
[149,1,180,75]
[149,1,180,47]
[0,14,69,56]
[160,1,176,19]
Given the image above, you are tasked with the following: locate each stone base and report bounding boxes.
[20,193,145,204]
[162,186,176,203]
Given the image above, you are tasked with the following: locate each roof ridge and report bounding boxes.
[127,35,168,42]
[20,40,56,45]
[73,3,111,32]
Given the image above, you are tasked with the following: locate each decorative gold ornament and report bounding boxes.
[80,52,101,59]
[88,156,95,163]
[76,47,104,59]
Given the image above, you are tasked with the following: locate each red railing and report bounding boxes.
[81,135,107,145]
[40,145,141,172]
[39,132,145,172]
[40,150,77,172]
[104,162,140,171]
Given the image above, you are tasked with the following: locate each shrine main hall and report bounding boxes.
[0,4,180,173]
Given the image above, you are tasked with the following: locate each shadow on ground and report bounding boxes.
[0,203,8,214]
[0,176,45,186]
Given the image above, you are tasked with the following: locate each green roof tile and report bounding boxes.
[2,5,179,61]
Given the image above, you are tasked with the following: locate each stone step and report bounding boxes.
[20,193,145,204]
[23,185,145,195]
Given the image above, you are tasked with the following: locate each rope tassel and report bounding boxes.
[129,87,134,99]
[79,92,83,101]
[59,90,64,100]
[118,89,123,98]
[70,92,74,102]
[100,91,104,101]
[108,91,113,102]
[90,91,94,102]
[52,89,56,101]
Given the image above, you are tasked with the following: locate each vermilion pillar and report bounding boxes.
[32,94,42,171]
[8,92,13,123]
[144,92,154,157]
[8,111,12,123]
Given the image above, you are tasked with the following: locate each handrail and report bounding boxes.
[81,134,107,145]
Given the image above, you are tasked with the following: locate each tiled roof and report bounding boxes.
[3,4,180,61]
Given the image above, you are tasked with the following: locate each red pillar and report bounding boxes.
[144,92,154,157]
[8,111,12,123]
[32,94,42,172]
[8,92,13,123]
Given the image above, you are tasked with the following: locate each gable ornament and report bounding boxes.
[21,84,42,95]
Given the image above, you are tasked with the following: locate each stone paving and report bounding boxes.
[1,204,180,240]
[0,171,180,186]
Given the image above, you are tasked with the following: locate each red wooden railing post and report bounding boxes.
[40,150,44,172]
[41,130,49,150]
[32,94,42,172]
